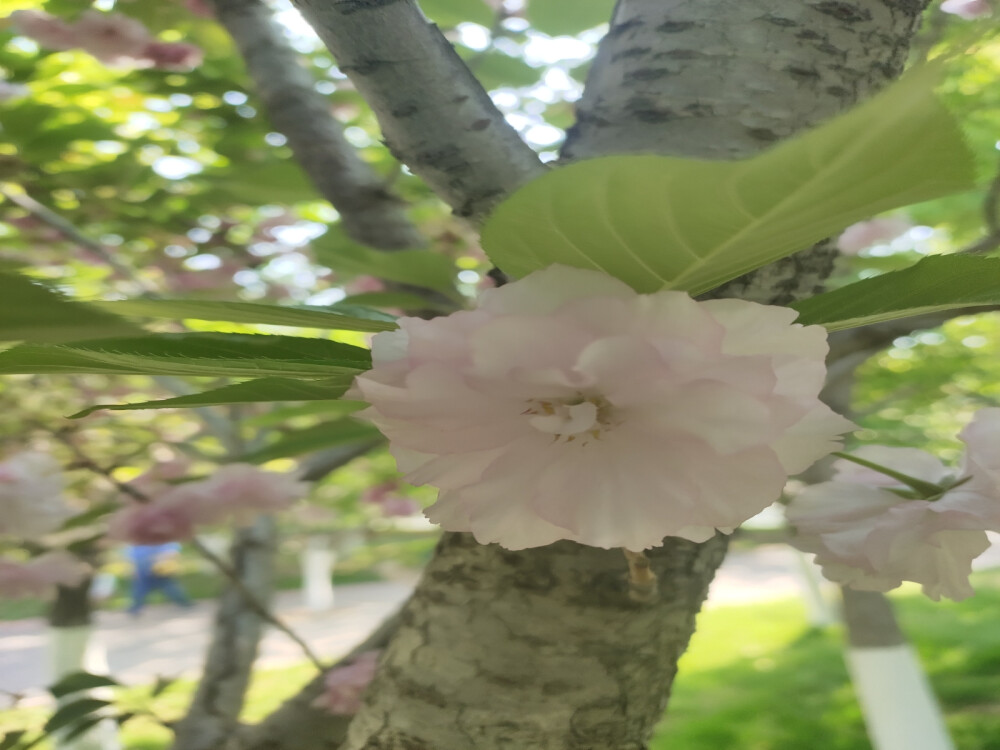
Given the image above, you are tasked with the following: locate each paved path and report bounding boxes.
[3,541,998,705]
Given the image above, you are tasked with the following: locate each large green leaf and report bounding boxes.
[72,377,358,418]
[311,229,459,296]
[791,256,1000,331]
[526,0,613,35]
[481,66,976,295]
[49,672,119,699]
[240,418,382,464]
[0,271,140,343]
[88,299,398,333]
[0,333,370,379]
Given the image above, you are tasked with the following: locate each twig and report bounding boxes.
[0,186,159,295]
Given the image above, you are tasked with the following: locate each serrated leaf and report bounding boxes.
[43,699,110,734]
[0,731,27,750]
[0,333,370,379]
[791,255,1000,330]
[0,271,139,344]
[72,376,357,418]
[240,418,382,464]
[526,0,612,35]
[311,229,459,296]
[87,299,397,333]
[481,66,976,295]
[49,672,119,699]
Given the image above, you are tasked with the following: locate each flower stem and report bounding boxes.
[831,452,946,498]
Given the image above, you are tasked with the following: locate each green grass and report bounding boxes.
[5,572,999,749]
[650,571,1000,750]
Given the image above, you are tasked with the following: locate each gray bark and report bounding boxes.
[288,0,546,221]
[211,0,425,251]
[172,518,277,750]
[248,1,929,748]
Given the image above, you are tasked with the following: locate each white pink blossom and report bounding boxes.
[8,10,78,50]
[107,494,199,544]
[312,651,380,715]
[74,10,151,65]
[198,464,308,521]
[786,437,1000,601]
[140,41,204,71]
[350,265,853,551]
[837,216,913,255]
[941,0,992,18]
[0,452,71,539]
[0,552,89,598]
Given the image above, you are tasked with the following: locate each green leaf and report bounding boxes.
[58,502,120,530]
[43,699,110,735]
[420,0,494,26]
[88,299,397,333]
[311,229,459,296]
[49,672,119,699]
[240,418,382,464]
[0,333,370,379]
[526,0,613,35]
[481,66,976,295]
[791,256,1000,331]
[71,377,357,418]
[339,292,456,313]
[0,731,27,750]
[0,271,140,344]
[149,677,178,699]
[243,399,365,428]
[60,717,105,743]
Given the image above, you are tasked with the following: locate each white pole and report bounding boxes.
[792,550,836,627]
[845,644,955,750]
[300,535,336,611]
[48,626,121,750]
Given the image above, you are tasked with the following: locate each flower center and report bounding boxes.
[524,395,615,442]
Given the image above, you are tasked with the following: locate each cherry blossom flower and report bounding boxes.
[74,11,152,66]
[198,464,308,521]
[836,216,912,255]
[0,552,90,598]
[351,265,853,551]
[312,651,380,715]
[941,0,992,19]
[8,10,79,51]
[786,439,1000,601]
[139,41,204,71]
[0,452,71,539]
[107,494,199,544]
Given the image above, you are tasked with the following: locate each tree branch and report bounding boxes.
[210,0,426,250]
[288,0,545,221]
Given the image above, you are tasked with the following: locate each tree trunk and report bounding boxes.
[264,1,929,748]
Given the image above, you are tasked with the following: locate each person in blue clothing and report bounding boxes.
[124,542,192,615]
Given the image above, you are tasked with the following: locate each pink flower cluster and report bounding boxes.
[8,10,203,70]
[0,451,71,539]
[941,0,992,19]
[108,464,308,545]
[312,651,380,715]
[361,482,420,518]
[786,409,1000,601]
[351,265,853,551]
[0,552,89,598]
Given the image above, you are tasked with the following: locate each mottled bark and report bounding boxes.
[288,0,545,221]
[211,0,425,251]
[172,519,276,750]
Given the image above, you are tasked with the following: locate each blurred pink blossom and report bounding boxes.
[75,10,151,65]
[345,276,385,295]
[0,452,71,539]
[351,265,853,551]
[312,651,380,715]
[837,216,912,255]
[200,464,308,521]
[107,494,199,544]
[183,0,216,18]
[0,553,90,598]
[140,41,204,71]
[8,10,78,50]
[941,0,992,18]
[378,496,420,517]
